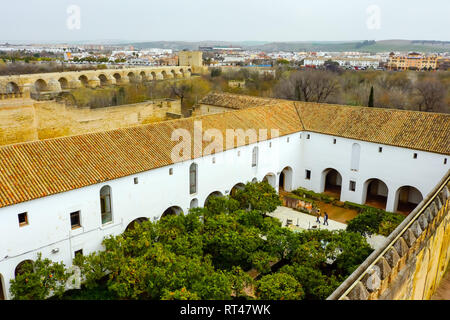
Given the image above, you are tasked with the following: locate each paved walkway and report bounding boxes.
[268,206,387,250]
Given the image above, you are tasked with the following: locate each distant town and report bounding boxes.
[1,41,449,72]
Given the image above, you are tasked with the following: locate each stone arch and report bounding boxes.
[113,73,122,84]
[263,173,277,189]
[161,70,168,79]
[279,166,293,192]
[98,74,109,86]
[171,69,177,78]
[34,79,48,93]
[125,217,149,232]
[321,168,342,200]
[0,273,5,300]
[179,68,185,77]
[204,191,224,207]
[394,186,423,214]
[190,198,199,209]
[6,81,20,94]
[363,178,389,210]
[15,259,33,277]
[140,71,147,81]
[78,75,89,87]
[161,206,183,219]
[127,72,137,83]
[230,183,245,197]
[58,77,69,90]
[151,71,157,81]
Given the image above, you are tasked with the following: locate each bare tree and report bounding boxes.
[415,78,446,112]
[274,69,338,103]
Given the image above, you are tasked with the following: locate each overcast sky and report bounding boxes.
[1,0,449,43]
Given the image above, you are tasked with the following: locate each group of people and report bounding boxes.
[315,208,329,226]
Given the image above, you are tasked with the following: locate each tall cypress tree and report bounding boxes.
[368,86,374,107]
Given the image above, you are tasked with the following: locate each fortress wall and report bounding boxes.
[0,99,181,145]
[328,172,450,300]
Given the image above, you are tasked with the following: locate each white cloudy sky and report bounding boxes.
[0,0,449,42]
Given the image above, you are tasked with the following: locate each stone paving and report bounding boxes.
[268,206,387,250]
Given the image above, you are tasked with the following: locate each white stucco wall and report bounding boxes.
[0,130,448,299]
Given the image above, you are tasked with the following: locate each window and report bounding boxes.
[269,142,272,148]
[445,158,448,165]
[100,186,112,225]
[351,143,361,171]
[190,163,198,194]
[305,170,311,180]
[74,249,83,258]
[134,177,139,184]
[413,153,418,159]
[379,147,383,153]
[237,150,241,157]
[349,181,356,192]
[169,168,173,175]
[287,137,290,143]
[307,134,310,139]
[252,147,258,167]
[333,139,336,144]
[212,157,216,164]
[18,212,28,227]
[70,211,81,229]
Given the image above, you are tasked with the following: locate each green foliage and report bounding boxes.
[211,68,222,77]
[10,253,72,300]
[205,196,240,216]
[347,208,405,237]
[256,273,304,300]
[232,181,281,213]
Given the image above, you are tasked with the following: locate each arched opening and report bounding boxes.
[34,79,48,93]
[140,71,147,82]
[15,260,33,277]
[190,198,199,209]
[395,186,423,215]
[180,69,185,77]
[322,168,342,199]
[126,217,149,232]
[0,273,5,300]
[351,143,361,171]
[113,73,122,84]
[58,77,69,90]
[128,72,136,83]
[279,167,293,192]
[151,72,157,81]
[263,173,277,189]
[189,163,198,194]
[204,191,224,207]
[98,74,108,86]
[171,70,177,78]
[251,178,258,183]
[6,81,20,94]
[161,206,183,219]
[364,179,389,210]
[79,75,89,87]
[162,71,168,79]
[100,186,113,225]
[230,183,245,197]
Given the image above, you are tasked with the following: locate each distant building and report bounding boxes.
[387,53,439,70]
[178,51,203,68]
[304,56,380,69]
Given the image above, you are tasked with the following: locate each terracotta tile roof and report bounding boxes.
[199,92,277,110]
[0,101,302,208]
[0,93,449,209]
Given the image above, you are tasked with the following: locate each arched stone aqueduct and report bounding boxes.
[0,66,192,98]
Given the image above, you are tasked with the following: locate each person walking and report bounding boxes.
[315,208,321,224]
[324,212,329,226]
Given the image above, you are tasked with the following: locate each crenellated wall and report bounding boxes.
[328,171,450,300]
